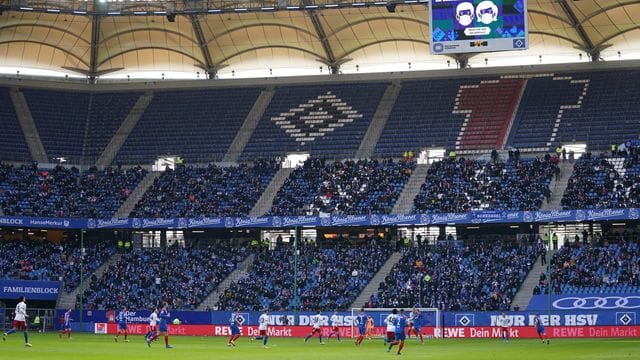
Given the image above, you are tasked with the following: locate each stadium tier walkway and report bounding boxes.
[223,88,275,162]
[249,167,294,216]
[197,253,255,311]
[57,253,122,310]
[511,254,547,311]
[115,170,161,218]
[97,92,154,166]
[355,81,402,159]
[539,161,574,210]
[350,251,403,309]
[391,163,430,214]
[9,88,48,163]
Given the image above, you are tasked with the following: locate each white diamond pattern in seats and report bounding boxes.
[271,91,363,145]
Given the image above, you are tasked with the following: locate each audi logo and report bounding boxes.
[553,296,640,310]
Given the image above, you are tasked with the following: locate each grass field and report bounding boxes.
[1,333,639,360]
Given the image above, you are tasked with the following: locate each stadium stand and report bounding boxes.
[217,241,393,311]
[22,89,90,163]
[115,88,261,164]
[269,158,416,216]
[241,83,388,159]
[561,145,640,210]
[130,160,278,218]
[373,243,539,311]
[0,238,115,293]
[0,88,31,162]
[0,163,147,218]
[79,244,247,310]
[413,157,559,213]
[538,242,640,295]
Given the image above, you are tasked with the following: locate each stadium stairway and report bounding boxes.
[97,92,154,166]
[56,253,122,310]
[9,88,48,163]
[350,251,403,309]
[249,167,295,216]
[539,160,574,210]
[511,253,549,311]
[196,253,256,311]
[115,170,162,218]
[223,88,275,162]
[355,81,402,158]
[391,163,431,214]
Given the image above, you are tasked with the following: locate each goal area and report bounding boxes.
[350,307,442,339]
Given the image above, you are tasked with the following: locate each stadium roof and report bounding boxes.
[0,0,638,80]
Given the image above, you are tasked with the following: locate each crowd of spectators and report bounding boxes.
[562,151,640,209]
[0,163,147,217]
[537,240,640,295]
[131,160,278,218]
[79,244,247,310]
[372,243,538,311]
[413,157,558,213]
[270,158,415,216]
[217,241,393,311]
[0,238,115,292]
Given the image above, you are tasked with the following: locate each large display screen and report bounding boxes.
[430,0,528,54]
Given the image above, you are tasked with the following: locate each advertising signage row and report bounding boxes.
[0,208,638,230]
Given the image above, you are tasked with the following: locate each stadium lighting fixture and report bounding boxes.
[234,8,248,12]
[353,3,366,7]
[261,7,275,11]
[73,10,87,14]
[46,9,60,13]
[286,6,300,10]
[325,4,339,7]
[19,7,33,11]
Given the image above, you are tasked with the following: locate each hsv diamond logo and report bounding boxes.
[271,91,363,145]
[456,314,474,326]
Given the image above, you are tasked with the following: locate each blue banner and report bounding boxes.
[528,293,640,311]
[0,208,638,230]
[58,309,639,327]
[0,280,60,301]
[445,310,639,327]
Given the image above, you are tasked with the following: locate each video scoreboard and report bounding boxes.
[430,0,528,54]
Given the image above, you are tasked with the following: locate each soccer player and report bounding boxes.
[304,310,324,344]
[354,308,368,346]
[365,315,374,339]
[533,314,549,345]
[2,296,32,347]
[145,307,159,347]
[228,309,242,346]
[59,308,73,340]
[158,302,173,348]
[387,309,407,355]
[251,309,269,348]
[498,312,511,343]
[409,308,424,344]
[114,305,129,343]
[327,310,341,342]
[383,309,398,345]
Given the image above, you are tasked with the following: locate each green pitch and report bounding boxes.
[1,333,639,360]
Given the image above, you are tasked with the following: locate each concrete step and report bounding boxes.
[115,171,161,218]
[249,167,294,216]
[223,88,275,162]
[97,92,154,166]
[350,251,403,309]
[9,88,48,162]
[511,252,552,310]
[391,163,430,215]
[355,81,402,158]
[197,253,255,311]
[57,253,123,309]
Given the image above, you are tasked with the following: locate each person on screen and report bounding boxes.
[456,2,475,27]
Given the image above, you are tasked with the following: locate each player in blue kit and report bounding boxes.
[59,308,73,340]
[159,302,173,349]
[354,308,368,347]
[408,308,424,344]
[387,309,407,355]
[114,306,129,343]
[533,314,550,345]
[228,309,242,347]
